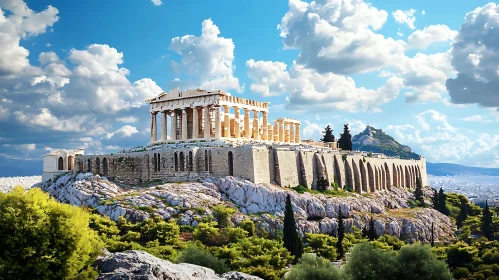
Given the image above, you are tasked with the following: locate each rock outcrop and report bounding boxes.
[40,173,454,243]
[96,250,262,280]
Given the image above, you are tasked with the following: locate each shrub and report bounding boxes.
[453,267,470,279]
[239,219,256,237]
[176,245,229,274]
[0,187,103,279]
[212,205,236,229]
[342,243,398,280]
[304,233,338,261]
[285,253,342,280]
[396,244,453,280]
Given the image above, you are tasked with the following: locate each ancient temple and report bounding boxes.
[146,88,301,143]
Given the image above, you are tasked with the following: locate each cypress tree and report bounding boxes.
[431,222,435,247]
[481,201,493,240]
[336,207,345,260]
[438,188,449,216]
[338,124,352,151]
[283,194,304,262]
[367,216,377,241]
[431,188,439,210]
[414,177,424,206]
[456,200,468,228]
[320,125,335,142]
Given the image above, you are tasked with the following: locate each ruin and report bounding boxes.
[42,149,85,182]
[43,88,428,193]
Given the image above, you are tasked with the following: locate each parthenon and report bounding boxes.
[146,88,301,143]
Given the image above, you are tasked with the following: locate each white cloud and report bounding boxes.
[407,25,457,49]
[421,10,426,15]
[393,9,416,29]
[169,19,243,93]
[462,115,492,123]
[151,0,162,6]
[116,116,138,123]
[105,125,139,139]
[246,59,403,112]
[13,108,102,133]
[133,78,163,100]
[79,137,92,142]
[277,0,406,75]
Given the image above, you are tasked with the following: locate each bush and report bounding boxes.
[239,219,256,237]
[285,253,342,280]
[212,205,236,229]
[304,233,338,261]
[343,243,398,280]
[0,187,103,279]
[176,245,229,274]
[396,244,453,280]
[453,267,470,279]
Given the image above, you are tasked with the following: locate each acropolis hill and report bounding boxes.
[43,88,427,193]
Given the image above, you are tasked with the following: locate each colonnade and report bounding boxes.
[150,106,301,143]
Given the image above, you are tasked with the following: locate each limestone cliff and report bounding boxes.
[40,173,454,243]
[352,126,421,160]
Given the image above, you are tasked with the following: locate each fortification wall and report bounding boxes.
[75,145,427,194]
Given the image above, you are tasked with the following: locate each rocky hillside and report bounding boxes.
[40,173,454,243]
[352,126,421,160]
[97,250,261,280]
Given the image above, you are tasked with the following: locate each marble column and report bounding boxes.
[295,123,301,143]
[161,111,168,142]
[234,106,240,139]
[273,120,279,141]
[192,107,199,139]
[279,120,284,142]
[244,109,250,139]
[253,110,259,140]
[204,106,211,139]
[214,106,222,139]
[262,111,268,141]
[284,122,290,143]
[267,124,273,141]
[289,122,295,143]
[151,112,157,143]
[171,111,177,140]
[223,105,230,138]
[181,108,188,140]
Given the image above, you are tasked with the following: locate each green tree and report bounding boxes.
[367,216,377,241]
[285,253,342,280]
[413,177,424,206]
[456,199,469,228]
[482,201,493,240]
[343,243,398,280]
[212,205,236,229]
[0,187,103,280]
[320,125,335,143]
[438,188,449,216]
[431,222,435,247]
[336,208,345,260]
[176,245,229,274]
[432,188,439,210]
[283,194,304,262]
[396,244,453,280]
[304,233,337,261]
[338,124,353,151]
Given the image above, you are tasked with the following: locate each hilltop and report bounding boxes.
[352,126,421,160]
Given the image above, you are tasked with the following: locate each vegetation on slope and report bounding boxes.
[351,126,421,160]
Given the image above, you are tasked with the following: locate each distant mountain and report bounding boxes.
[426,162,499,176]
[352,126,421,160]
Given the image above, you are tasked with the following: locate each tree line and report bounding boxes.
[321,124,352,151]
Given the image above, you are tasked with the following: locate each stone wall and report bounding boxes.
[76,145,427,194]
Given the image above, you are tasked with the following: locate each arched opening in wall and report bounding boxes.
[228,151,234,176]
[412,166,417,187]
[359,160,368,193]
[208,151,212,172]
[204,150,208,171]
[103,158,109,176]
[189,151,193,171]
[352,160,361,194]
[374,166,379,191]
[392,163,397,187]
[333,156,342,188]
[87,159,92,172]
[95,157,101,174]
[174,153,178,172]
[157,153,161,172]
[385,163,391,190]
[58,157,64,171]
[179,152,185,171]
[405,166,411,188]
[68,156,74,171]
[344,160,353,190]
[153,153,157,172]
[78,160,83,172]
[398,166,404,188]
[381,166,386,190]
[367,162,375,192]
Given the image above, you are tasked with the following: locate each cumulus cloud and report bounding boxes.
[151,0,162,6]
[169,19,242,93]
[246,59,404,112]
[277,0,406,75]
[116,116,138,123]
[462,115,492,123]
[105,125,139,139]
[407,24,457,49]
[446,3,499,108]
[392,9,416,29]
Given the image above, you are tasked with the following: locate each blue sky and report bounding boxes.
[1,0,499,176]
